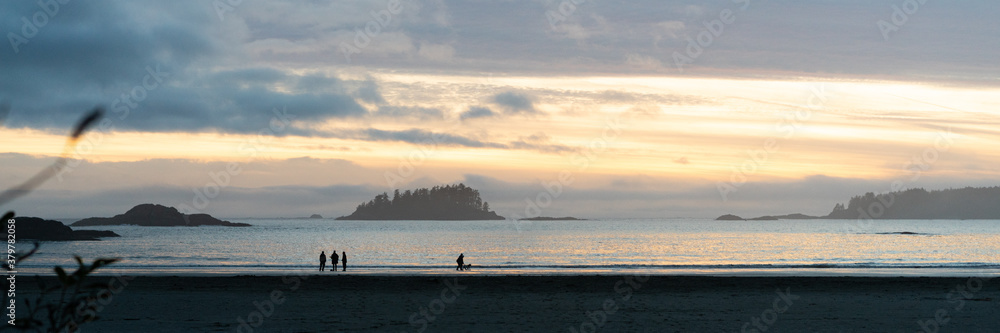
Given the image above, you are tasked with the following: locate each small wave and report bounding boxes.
[873,231,933,235]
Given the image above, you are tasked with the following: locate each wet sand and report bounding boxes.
[17,275,1000,332]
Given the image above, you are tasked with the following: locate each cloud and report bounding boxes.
[359,128,506,149]
[307,127,578,154]
[0,2,390,136]
[591,90,708,106]
[624,53,663,70]
[374,105,444,120]
[652,20,686,49]
[681,5,704,17]
[1,2,221,127]
[492,91,537,114]
[3,0,995,138]
[459,106,494,120]
[417,42,455,61]
[2,64,373,135]
[508,132,575,154]
[552,23,590,41]
[16,1,1000,79]
[354,78,385,104]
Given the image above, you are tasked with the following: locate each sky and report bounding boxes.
[1,0,999,219]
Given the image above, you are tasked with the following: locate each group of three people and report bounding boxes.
[319,250,346,271]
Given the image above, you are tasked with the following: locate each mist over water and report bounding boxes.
[21,219,1000,277]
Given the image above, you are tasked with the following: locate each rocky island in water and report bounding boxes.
[718,186,1000,220]
[337,183,504,220]
[72,203,250,227]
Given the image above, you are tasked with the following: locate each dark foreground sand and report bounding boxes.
[17,275,1000,332]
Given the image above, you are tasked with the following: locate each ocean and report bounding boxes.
[17,218,1000,277]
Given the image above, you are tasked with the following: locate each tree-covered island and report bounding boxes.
[337,183,504,220]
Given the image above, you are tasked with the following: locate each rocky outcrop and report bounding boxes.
[17,217,120,241]
[71,204,250,227]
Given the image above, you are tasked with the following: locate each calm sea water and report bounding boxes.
[17,219,1000,277]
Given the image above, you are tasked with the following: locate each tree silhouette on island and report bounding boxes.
[337,183,504,220]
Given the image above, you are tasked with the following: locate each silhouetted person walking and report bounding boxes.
[319,251,326,271]
[456,253,464,271]
[331,250,339,271]
[342,251,347,271]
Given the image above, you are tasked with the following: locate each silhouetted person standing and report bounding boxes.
[319,251,326,271]
[331,250,339,272]
[456,253,464,271]
[342,251,347,271]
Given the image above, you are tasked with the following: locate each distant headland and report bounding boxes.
[337,183,504,220]
[519,216,586,221]
[72,204,251,227]
[19,216,120,241]
[719,186,1000,220]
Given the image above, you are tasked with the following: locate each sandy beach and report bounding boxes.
[15,275,999,332]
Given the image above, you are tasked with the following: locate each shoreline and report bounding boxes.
[15,266,1000,278]
[14,275,999,332]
